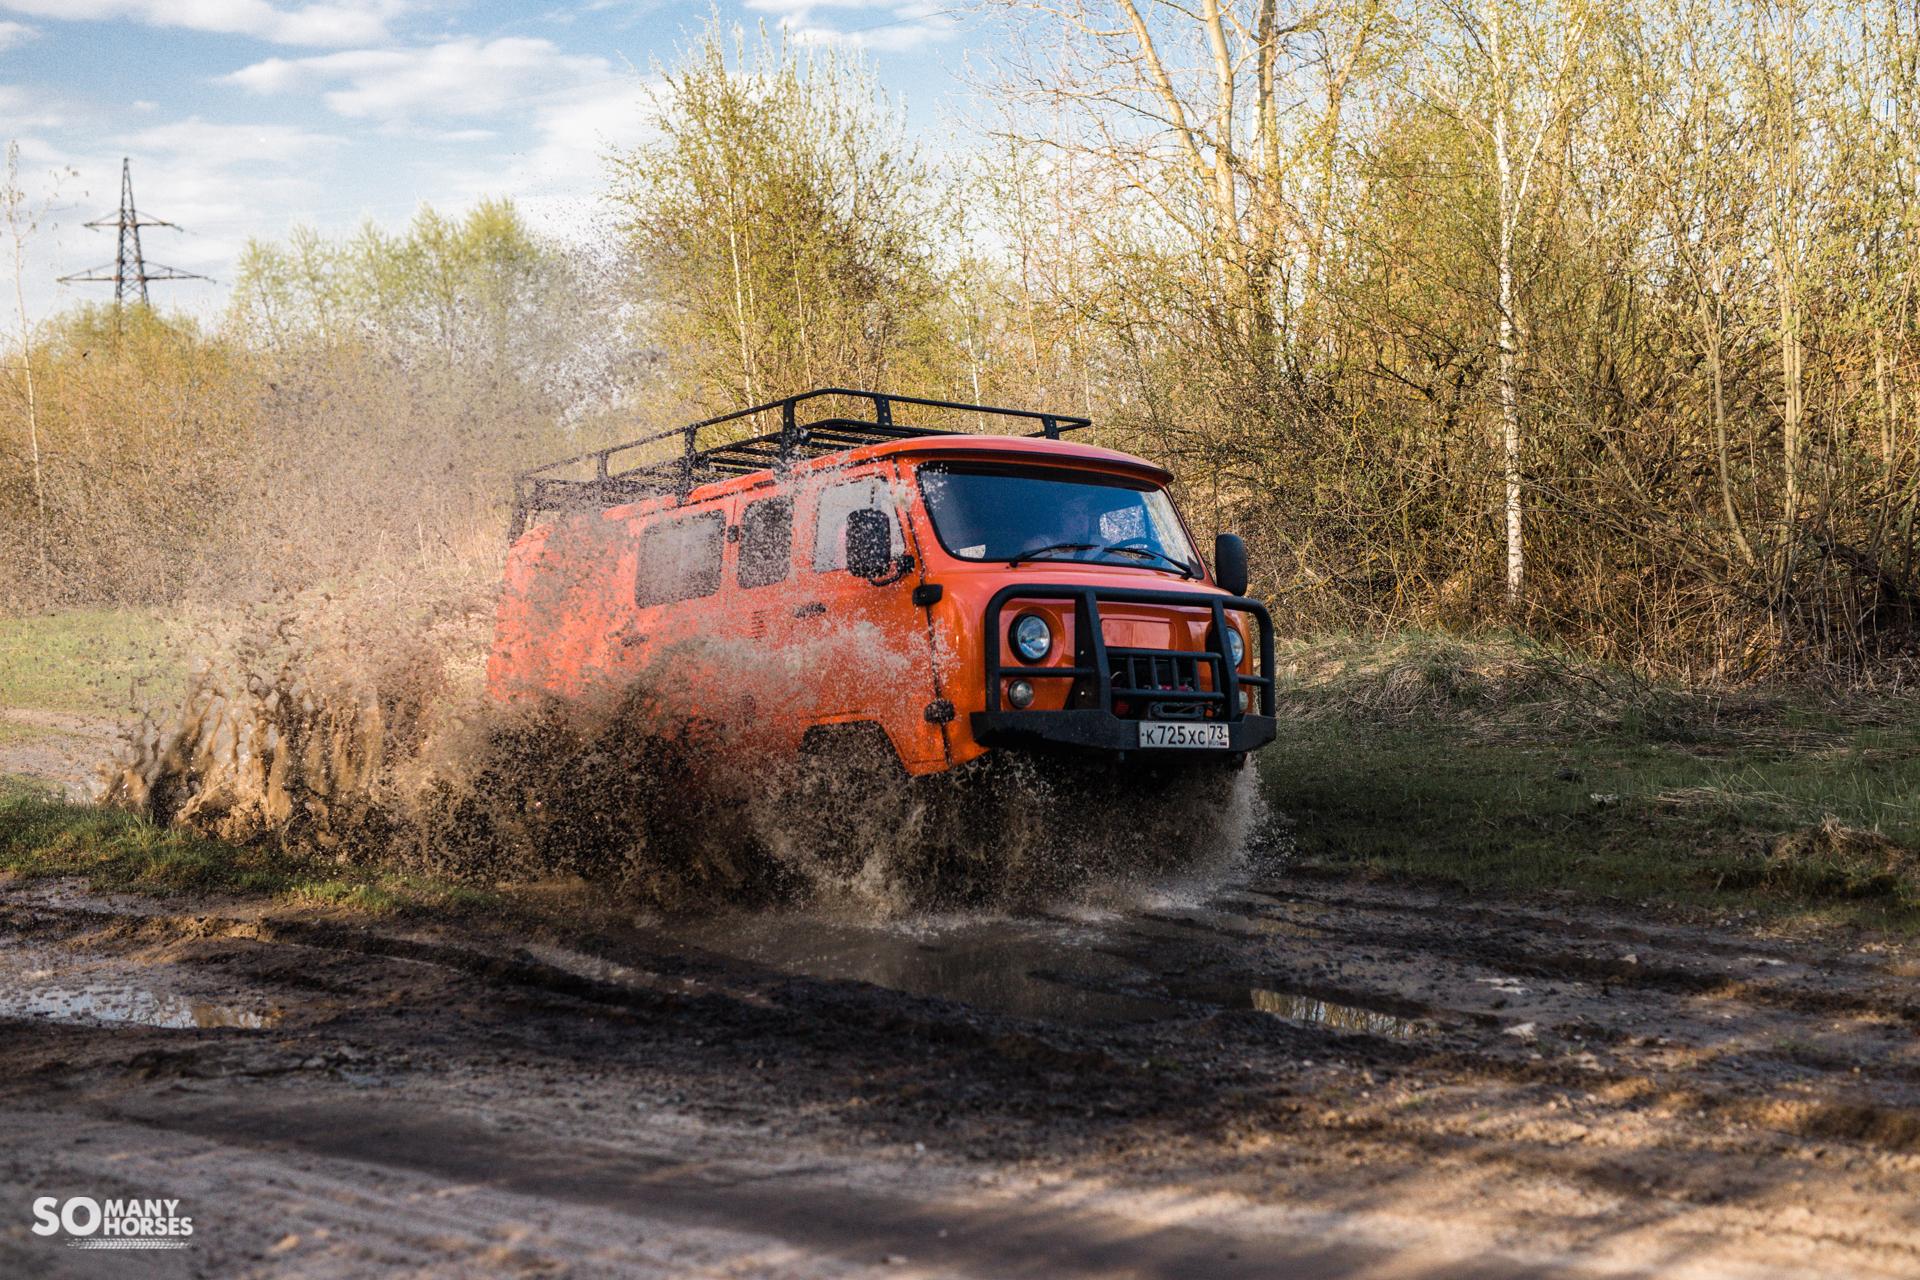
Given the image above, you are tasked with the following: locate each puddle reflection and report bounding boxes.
[3,986,280,1030]
[1249,989,1425,1040]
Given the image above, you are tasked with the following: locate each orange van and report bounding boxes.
[488,389,1275,775]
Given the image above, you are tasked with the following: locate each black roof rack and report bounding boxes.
[507,387,1094,541]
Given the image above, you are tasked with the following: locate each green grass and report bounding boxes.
[0,774,495,915]
[1260,632,1920,930]
[0,608,184,715]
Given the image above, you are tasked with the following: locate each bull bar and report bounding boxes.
[970,583,1278,755]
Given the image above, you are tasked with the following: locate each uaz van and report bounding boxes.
[488,389,1275,776]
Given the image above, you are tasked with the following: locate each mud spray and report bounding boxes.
[104,582,1268,915]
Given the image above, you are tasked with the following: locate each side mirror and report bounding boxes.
[846,508,893,581]
[1214,532,1248,596]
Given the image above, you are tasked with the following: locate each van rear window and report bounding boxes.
[738,497,792,588]
[635,511,725,606]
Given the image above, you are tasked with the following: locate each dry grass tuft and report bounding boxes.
[1269,629,1776,743]
[1762,818,1918,902]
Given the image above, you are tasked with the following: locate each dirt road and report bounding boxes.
[3,866,1919,1278]
[0,709,119,800]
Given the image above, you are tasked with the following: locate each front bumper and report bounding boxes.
[972,708,1278,754]
[973,582,1277,758]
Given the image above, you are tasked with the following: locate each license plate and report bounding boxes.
[1137,721,1230,749]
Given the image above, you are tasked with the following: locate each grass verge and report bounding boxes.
[0,775,496,915]
[1261,632,1920,930]
[0,608,184,715]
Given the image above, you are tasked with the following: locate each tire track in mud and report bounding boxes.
[1023,887,1920,1164]
[1246,879,1895,976]
[10,885,1920,1275]
[1165,887,1920,1023]
[5,885,1909,1062]
[14,888,1890,1078]
[0,893,1625,1123]
[0,900,1142,1081]
[11,880,1920,1165]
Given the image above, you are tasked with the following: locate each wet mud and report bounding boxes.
[4,871,1920,1277]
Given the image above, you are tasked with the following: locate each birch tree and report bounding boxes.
[1,141,67,587]
[1426,0,1596,606]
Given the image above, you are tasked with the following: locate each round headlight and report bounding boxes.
[1226,627,1246,668]
[1012,613,1052,663]
[1007,678,1036,709]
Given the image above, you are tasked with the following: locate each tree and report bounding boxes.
[609,22,947,409]
[1,141,59,584]
[229,200,588,389]
[1425,0,1597,606]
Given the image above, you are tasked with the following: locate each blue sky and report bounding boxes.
[0,0,970,322]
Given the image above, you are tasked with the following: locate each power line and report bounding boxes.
[58,157,210,305]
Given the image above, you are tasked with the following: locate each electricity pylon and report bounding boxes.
[59,157,209,305]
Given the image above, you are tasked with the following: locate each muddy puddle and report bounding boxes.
[1,948,281,1031]
[660,914,1186,1025]
[2,986,280,1030]
[1245,989,1427,1039]
[649,893,1424,1037]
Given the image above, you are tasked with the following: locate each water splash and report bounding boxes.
[102,585,1266,915]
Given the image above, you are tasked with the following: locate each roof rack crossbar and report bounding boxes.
[507,387,1095,539]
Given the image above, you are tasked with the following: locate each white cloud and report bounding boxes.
[0,79,68,128]
[224,34,654,217]
[0,18,36,47]
[744,0,957,53]
[226,36,614,120]
[125,118,346,166]
[0,0,403,47]
[514,74,652,199]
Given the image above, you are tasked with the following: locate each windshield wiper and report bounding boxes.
[1008,541,1100,567]
[1103,545,1199,578]
[1007,540,1198,577]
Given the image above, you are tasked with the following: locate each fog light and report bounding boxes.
[1007,678,1036,709]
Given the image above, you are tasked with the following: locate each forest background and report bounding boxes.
[7,0,1918,680]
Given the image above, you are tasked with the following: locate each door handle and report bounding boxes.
[793,602,827,618]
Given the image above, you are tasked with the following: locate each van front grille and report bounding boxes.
[1109,650,1212,719]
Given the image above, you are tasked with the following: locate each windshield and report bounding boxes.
[917,465,1199,574]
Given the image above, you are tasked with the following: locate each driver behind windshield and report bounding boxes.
[1045,491,1105,551]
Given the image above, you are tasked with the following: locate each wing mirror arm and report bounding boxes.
[870,554,915,586]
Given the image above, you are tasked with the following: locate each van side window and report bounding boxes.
[813,477,902,572]
[737,497,792,589]
[635,510,725,606]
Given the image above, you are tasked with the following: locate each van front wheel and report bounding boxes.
[772,724,914,893]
